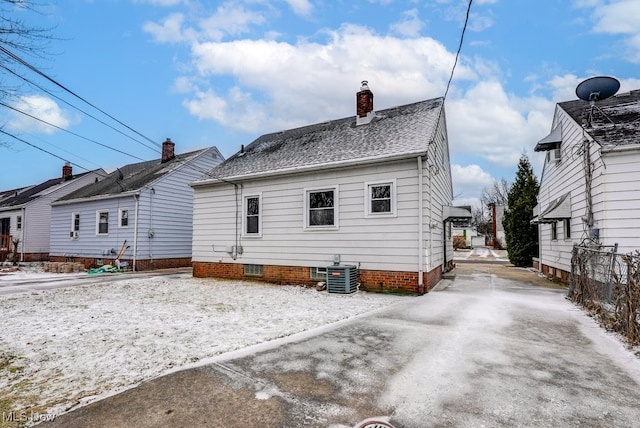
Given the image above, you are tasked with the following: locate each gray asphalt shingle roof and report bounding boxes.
[196,97,444,182]
[0,172,93,209]
[559,89,640,148]
[57,149,209,202]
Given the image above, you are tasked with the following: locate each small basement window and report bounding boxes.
[310,267,327,280]
[244,264,263,277]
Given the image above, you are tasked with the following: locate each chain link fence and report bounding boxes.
[569,244,640,346]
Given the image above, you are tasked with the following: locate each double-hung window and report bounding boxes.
[244,194,262,236]
[119,208,129,228]
[96,210,109,235]
[305,187,338,229]
[16,215,22,230]
[365,180,396,217]
[564,219,571,239]
[73,213,80,232]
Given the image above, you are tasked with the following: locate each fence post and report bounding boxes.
[606,243,618,302]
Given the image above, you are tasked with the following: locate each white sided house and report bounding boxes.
[49,140,223,270]
[191,82,467,294]
[532,89,640,281]
[0,164,105,262]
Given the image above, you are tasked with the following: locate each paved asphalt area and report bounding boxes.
[40,265,640,428]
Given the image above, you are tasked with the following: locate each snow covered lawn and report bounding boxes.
[0,274,405,420]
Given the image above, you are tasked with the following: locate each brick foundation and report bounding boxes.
[539,262,570,284]
[21,252,49,262]
[49,256,191,271]
[193,262,444,295]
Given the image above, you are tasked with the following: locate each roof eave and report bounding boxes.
[52,190,141,206]
[191,150,429,187]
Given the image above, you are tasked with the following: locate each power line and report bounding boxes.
[0,45,161,151]
[0,128,96,174]
[443,0,472,102]
[0,100,147,161]
[0,62,159,153]
[0,50,158,151]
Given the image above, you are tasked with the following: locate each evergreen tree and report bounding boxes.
[503,154,539,267]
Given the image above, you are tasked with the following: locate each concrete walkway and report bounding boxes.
[41,265,640,428]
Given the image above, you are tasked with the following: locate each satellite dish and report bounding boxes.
[576,76,620,102]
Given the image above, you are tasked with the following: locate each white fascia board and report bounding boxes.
[51,190,140,206]
[191,151,428,187]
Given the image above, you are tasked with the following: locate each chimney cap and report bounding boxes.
[360,80,369,90]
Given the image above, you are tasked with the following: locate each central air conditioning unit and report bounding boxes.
[326,265,358,294]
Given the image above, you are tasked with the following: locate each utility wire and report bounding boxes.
[0,128,96,173]
[0,100,146,161]
[0,45,161,151]
[443,0,472,102]
[0,62,159,153]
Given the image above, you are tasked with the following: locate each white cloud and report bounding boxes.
[451,164,495,202]
[582,0,640,62]
[284,0,313,16]
[7,95,73,134]
[144,4,266,44]
[144,13,195,43]
[590,0,640,34]
[390,9,424,37]
[447,81,554,166]
[198,4,266,41]
[185,24,474,132]
[468,12,494,32]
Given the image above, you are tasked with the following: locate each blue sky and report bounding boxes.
[1,0,639,208]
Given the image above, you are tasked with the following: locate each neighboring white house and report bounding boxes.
[190,82,469,294]
[49,140,223,270]
[0,164,105,262]
[532,89,640,281]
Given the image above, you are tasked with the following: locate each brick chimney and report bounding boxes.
[356,80,375,126]
[161,138,175,163]
[62,162,73,181]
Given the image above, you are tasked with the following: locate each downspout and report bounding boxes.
[417,155,424,293]
[429,162,434,282]
[20,206,25,262]
[133,193,140,271]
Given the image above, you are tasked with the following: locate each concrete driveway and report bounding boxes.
[41,264,640,428]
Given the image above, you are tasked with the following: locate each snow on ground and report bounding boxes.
[0,272,406,419]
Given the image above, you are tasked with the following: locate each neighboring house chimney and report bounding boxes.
[62,162,73,181]
[161,138,175,163]
[356,80,375,126]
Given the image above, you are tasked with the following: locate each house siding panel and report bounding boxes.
[536,107,595,273]
[193,160,424,272]
[7,170,105,261]
[50,147,222,269]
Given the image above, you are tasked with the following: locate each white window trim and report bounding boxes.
[72,212,80,232]
[364,179,397,218]
[310,266,328,280]
[303,185,339,231]
[242,193,263,238]
[16,215,22,230]
[118,207,130,229]
[563,218,571,240]
[96,210,109,236]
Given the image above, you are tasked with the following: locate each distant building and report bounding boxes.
[49,140,223,270]
[0,164,105,262]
